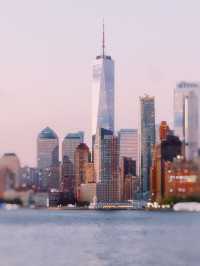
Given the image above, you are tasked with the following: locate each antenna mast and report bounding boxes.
[102,20,105,57]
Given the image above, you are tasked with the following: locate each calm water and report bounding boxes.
[0,209,200,266]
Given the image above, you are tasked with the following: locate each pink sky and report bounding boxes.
[0,0,199,166]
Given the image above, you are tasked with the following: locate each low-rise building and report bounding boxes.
[163,159,200,200]
[79,183,96,203]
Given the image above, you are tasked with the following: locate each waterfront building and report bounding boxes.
[19,167,40,190]
[118,129,138,174]
[174,82,199,160]
[163,158,200,200]
[94,128,120,202]
[31,192,49,208]
[0,168,16,197]
[140,95,156,198]
[74,143,90,201]
[92,23,114,136]
[48,191,75,207]
[150,144,162,203]
[37,127,59,191]
[0,153,21,188]
[119,157,139,201]
[79,183,96,204]
[61,131,84,193]
[151,123,182,203]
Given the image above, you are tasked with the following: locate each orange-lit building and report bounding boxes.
[150,145,162,202]
[74,143,90,201]
[150,122,182,202]
[79,183,96,203]
[159,121,170,141]
[84,163,95,183]
[0,168,16,198]
[163,159,200,199]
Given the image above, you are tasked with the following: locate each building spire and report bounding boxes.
[102,19,105,57]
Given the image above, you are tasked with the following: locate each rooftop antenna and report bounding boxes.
[102,19,105,57]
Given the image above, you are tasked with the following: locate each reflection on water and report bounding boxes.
[0,209,199,266]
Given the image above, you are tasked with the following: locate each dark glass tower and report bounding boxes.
[140,95,155,198]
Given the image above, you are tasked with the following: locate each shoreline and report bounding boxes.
[47,207,172,212]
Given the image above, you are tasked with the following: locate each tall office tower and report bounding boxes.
[92,23,115,136]
[74,143,90,201]
[37,127,59,190]
[94,128,120,202]
[140,95,155,198]
[118,129,138,174]
[37,127,59,169]
[61,131,84,193]
[174,82,199,160]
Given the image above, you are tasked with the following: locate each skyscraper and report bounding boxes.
[37,127,59,190]
[61,131,84,193]
[118,129,138,174]
[140,95,155,198]
[174,82,199,160]
[74,143,90,201]
[37,127,59,170]
[94,128,120,202]
[92,23,115,136]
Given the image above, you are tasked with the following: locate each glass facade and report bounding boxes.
[37,127,59,190]
[140,96,155,197]
[37,127,59,170]
[62,131,84,174]
[92,55,115,136]
[61,132,84,193]
[118,129,138,174]
[94,128,120,202]
[174,82,199,159]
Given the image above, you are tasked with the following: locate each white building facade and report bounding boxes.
[174,82,199,160]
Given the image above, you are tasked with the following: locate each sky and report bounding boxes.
[0,0,200,166]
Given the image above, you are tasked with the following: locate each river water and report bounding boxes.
[0,209,199,266]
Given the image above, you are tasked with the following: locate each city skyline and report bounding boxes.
[1,3,200,266]
[0,1,200,166]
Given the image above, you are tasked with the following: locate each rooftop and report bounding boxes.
[38,127,58,140]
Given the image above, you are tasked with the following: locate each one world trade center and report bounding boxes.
[92,23,115,136]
